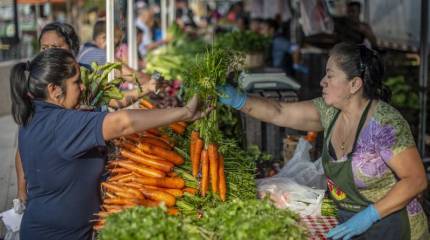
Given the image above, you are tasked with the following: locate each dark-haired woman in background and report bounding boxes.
[217,42,428,239]
[11,48,206,240]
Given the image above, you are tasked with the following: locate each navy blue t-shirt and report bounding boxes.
[19,101,108,240]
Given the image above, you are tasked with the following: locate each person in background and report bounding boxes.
[260,19,308,75]
[334,1,377,49]
[249,18,262,34]
[218,42,429,239]
[115,27,146,69]
[12,48,207,240]
[77,20,156,90]
[135,7,168,57]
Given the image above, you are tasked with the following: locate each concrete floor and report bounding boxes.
[0,115,18,238]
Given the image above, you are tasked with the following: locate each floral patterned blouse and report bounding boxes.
[313,97,429,240]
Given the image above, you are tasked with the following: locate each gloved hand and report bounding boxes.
[327,204,380,240]
[217,84,247,110]
[293,63,309,75]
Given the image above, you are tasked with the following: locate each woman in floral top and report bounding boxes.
[218,42,429,240]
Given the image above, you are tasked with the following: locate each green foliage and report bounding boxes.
[384,75,419,109]
[98,200,307,240]
[182,47,244,145]
[214,31,270,53]
[198,199,307,240]
[145,24,208,81]
[80,62,125,107]
[98,207,201,240]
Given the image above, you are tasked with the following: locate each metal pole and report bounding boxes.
[161,0,167,39]
[418,0,429,157]
[106,0,115,81]
[127,0,138,70]
[168,0,176,26]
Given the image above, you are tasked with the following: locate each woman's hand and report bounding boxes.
[183,95,212,121]
[327,204,380,240]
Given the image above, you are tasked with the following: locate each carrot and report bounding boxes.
[218,153,227,201]
[132,176,185,189]
[121,142,168,162]
[102,182,145,199]
[116,161,166,178]
[140,187,176,207]
[166,208,179,215]
[124,134,142,144]
[102,182,126,193]
[146,128,161,136]
[141,199,162,207]
[193,137,204,177]
[200,149,209,197]
[208,144,219,193]
[114,190,141,200]
[116,175,135,183]
[122,182,145,189]
[109,167,131,175]
[190,131,198,162]
[169,123,186,134]
[141,137,172,150]
[160,134,175,146]
[108,173,133,182]
[102,204,123,211]
[120,149,174,172]
[141,99,156,109]
[104,198,139,206]
[144,185,183,197]
[183,187,198,196]
[167,172,178,177]
[177,121,187,128]
[105,192,116,199]
[138,143,184,165]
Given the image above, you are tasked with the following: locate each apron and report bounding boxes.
[322,100,411,240]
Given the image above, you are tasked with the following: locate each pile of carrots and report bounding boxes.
[94,129,198,231]
[190,131,227,201]
[140,99,187,135]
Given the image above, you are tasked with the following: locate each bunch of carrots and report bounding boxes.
[94,128,198,231]
[190,131,226,201]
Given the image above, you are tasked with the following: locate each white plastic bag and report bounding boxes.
[1,199,24,240]
[278,137,326,189]
[257,177,325,216]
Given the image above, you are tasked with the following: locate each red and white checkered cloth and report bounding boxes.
[300,215,338,240]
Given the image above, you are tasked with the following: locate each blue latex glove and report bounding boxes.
[327,205,380,240]
[217,84,247,110]
[293,63,309,75]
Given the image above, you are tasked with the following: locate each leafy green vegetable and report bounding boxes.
[80,62,125,107]
[384,75,419,109]
[98,200,307,240]
[198,199,307,240]
[182,47,244,145]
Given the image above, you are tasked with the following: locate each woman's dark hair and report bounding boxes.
[10,48,77,126]
[329,42,391,102]
[39,22,80,56]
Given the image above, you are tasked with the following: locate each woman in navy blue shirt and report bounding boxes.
[10,48,205,240]
[15,22,160,206]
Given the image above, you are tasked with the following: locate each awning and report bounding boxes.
[17,0,65,4]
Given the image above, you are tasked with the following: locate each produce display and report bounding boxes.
[89,26,322,240]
